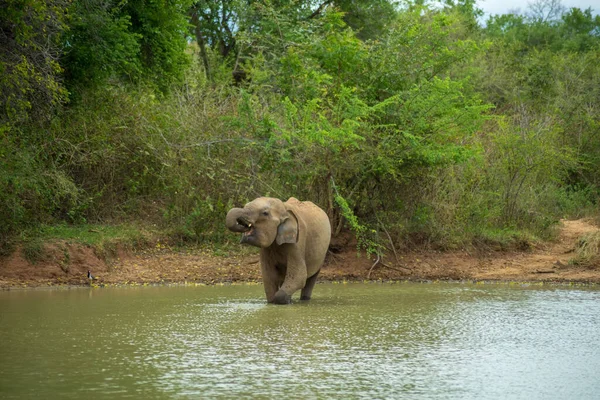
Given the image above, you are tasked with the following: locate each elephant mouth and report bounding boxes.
[236,217,258,244]
[237,217,252,229]
[237,217,254,235]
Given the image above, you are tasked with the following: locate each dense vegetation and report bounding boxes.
[1,0,599,255]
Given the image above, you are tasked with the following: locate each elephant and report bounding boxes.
[226,197,331,304]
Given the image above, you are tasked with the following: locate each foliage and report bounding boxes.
[0,136,83,248]
[20,223,155,247]
[1,0,600,256]
[64,0,192,92]
[123,0,192,91]
[22,238,45,264]
[489,117,574,226]
[0,0,69,127]
[485,3,600,53]
[335,0,399,40]
[64,0,143,87]
[334,192,382,256]
[571,231,600,267]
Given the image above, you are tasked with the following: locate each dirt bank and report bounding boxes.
[1,219,599,288]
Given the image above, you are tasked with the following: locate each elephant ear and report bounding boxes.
[276,209,299,245]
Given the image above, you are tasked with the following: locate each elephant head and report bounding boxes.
[225,197,299,248]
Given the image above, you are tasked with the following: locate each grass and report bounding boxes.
[9,223,161,263]
[10,221,250,261]
[22,239,45,264]
[19,223,156,247]
[471,227,542,251]
[571,231,600,267]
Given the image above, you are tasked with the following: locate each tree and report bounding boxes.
[334,0,398,40]
[527,0,565,23]
[187,0,399,82]
[560,7,600,52]
[63,0,142,89]
[0,0,69,127]
[64,0,192,92]
[123,0,192,90]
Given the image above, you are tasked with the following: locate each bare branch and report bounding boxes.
[375,213,400,265]
[308,1,333,19]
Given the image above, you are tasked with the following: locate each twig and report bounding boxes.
[375,213,400,265]
[233,44,242,74]
[329,176,344,235]
[330,175,340,196]
[335,216,344,236]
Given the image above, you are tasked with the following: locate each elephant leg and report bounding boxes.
[273,271,306,304]
[260,255,282,303]
[273,265,307,304]
[272,290,292,304]
[300,269,320,301]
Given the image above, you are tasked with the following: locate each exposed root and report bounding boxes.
[367,254,381,279]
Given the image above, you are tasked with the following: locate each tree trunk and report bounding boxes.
[190,10,211,81]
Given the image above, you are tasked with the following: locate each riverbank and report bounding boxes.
[1,219,599,288]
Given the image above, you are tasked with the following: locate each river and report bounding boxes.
[1,282,599,399]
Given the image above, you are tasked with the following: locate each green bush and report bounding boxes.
[1,1,599,256]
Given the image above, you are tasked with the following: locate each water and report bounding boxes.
[1,282,599,399]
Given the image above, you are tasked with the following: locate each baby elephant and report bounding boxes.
[226,197,331,304]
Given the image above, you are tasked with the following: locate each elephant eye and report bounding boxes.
[262,211,269,216]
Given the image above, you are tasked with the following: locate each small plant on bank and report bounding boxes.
[571,231,600,268]
[22,239,46,264]
[332,190,382,257]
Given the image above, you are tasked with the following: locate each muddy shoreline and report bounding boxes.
[1,219,599,289]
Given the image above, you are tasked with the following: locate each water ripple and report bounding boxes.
[1,283,599,399]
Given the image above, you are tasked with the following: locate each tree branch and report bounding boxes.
[190,9,211,80]
[308,1,333,19]
[375,212,400,265]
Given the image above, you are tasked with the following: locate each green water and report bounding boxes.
[1,282,599,399]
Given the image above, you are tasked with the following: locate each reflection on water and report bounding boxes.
[1,283,599,399]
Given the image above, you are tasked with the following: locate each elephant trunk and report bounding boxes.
[226,207,252,233]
